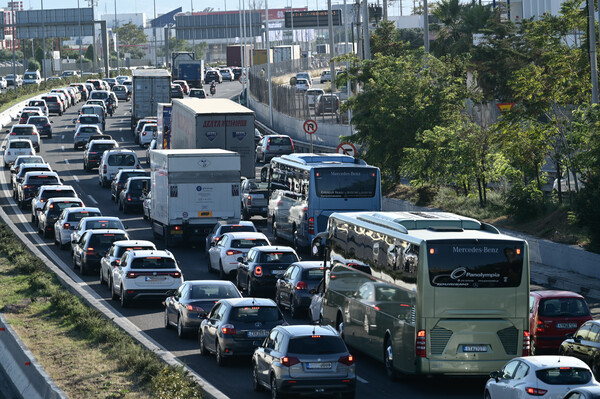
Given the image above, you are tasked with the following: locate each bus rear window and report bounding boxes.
[314,167,377,198]
[428,241,524,288]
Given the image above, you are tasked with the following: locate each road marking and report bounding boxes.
[61,135,64,140]
[357,376,368,384]
[120,137,124,142]
[73,175,79,182]
[61,145,65,151]
[65,159,69,165]
[87,195,98,204]
[119,127,123,131]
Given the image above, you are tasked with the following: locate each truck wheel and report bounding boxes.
[163,226,170,248]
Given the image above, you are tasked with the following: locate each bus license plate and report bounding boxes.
[247,330,268,338]
[463,345,488,352]
[307,362,331,369]
[556,323,577,329]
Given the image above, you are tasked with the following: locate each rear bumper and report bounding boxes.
[277,377,356,396]
[122,288,177,302]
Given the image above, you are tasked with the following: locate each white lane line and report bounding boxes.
[120,137,124,142]
[357,376,368,384]
[61,135,64,140]
[119,127,123,131]
[61,145,65,151]
[73,175,79,182]
[87,195,98,205]
[65,159,69,165]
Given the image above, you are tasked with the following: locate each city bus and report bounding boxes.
[316,211,530,378]
[265,153,381,249]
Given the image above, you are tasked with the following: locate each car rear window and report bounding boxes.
[28,117,47,124]
[67,211,101,222]
[535,367,592,385]
[130,257,176,269]
[48,201,82,215]
[12,126,35,134]
[108,154,136,166]
[231,239,269,249]
[114,245,155,258]
[190,285,240,300]
[80,116,99,124]
[119,171,148,182]
[27,175,58,185]
[288,336,347,355]
[230,306,280,322]
[42,97,58,103]
[10,141,32,148]
[20,166,50,175]
[302,268,325,280]
[89,143,115,153]
[539,298,590,317]
[221,225,256,234]
[269,137,291,146]
[128,179,148,191]
[86,220,123,230]
[41,189,76,199]
[258,252,298,263]
[80,126,99,133]
[89,233,128,248]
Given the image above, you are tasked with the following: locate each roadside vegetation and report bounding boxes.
[0,222,203,399]
[339,0,600,251]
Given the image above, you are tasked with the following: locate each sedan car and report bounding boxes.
[118,176,151,214]
[530,290,592,355]
[208,231,270,278]
[205,221,257,255]
[198,297,285,366]
[111,169,150,202]
[252,325,356,398]
[72,229,129,275]
[99,240,156,287]
[560,320,600,377]
[53,207,102,249]
[484,356,600,399]
[241,179,269,219]
[236,246,299,297]
[164,280,242,338]
[276,261,325,318]
[83,139,119,171]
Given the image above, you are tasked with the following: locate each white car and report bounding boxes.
[109,249,183,308]
[70,216,127,253]
[10,155,45,174]
[37,197,84,238]
[484,356,600,399]
[31,185,77,225]
[138,123,157,147]
[7,124,41,152]
[204,221,257,255]
[73,125,103,150]
[208,231,270,278]
[26,99,49,116]
[98,149,141,187]
[99,240,156,287]
[53,207,102,249]
[2,139,36,167]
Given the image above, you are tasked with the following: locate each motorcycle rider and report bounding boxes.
[210,81,216,96]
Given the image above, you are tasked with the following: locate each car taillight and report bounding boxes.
[103,165,107,173]
[254,266,262,277]
[247,195,252,206]
[226,250,242,256]
[295,281,307,290]
[290,140,295,151]
[44,124,51,128]
[338,355,354,366]
[170,271,181,278]
[10,132,15,135]
[281,356,300,367]
[32,132,38,135]
[308,217,314,235]
[523,330,530,356]
[85,247,95,255]
[142,131,147,136]
[126,271,138,278]
[62,223,70,229]
[221,324,236,335]
[136,164,141,169]
[127,194,132,202]
[416,330,426,358]
[525,387,547,396]
[266,139,270,151]
[536,319,544,333]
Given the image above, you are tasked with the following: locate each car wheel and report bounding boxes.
[122,202,129,214]
[215,341,227,366]
[484,391,492,399]
[290,297,298,319]
[252,363,264,392]
[235,272,242,290]
[80,261,88,276]
[120,286,129,308]
[270,376,281,399]
[99,268,105,285]
[219,262,226,280]
[247,279,254,296]
[199,332,208,355]
[262,153,266,163]
[384,337,398,381]
[242,207,250,221]
[177,316,187,339]
[110,278,119,300]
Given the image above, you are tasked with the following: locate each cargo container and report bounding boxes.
[272,45,301,63]
[170,98,255,178]
[251,48,273,66]
[131,69,171,131]
[149,149,241,246]
[176,60,204,88]
[171,51,195,74]
[156,103,172,149]
[226,44,252,67]
[315,43,330,54]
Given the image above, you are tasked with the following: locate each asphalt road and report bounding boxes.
[0,81,486,399]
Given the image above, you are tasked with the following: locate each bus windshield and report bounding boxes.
[314,167,377,198]
[427,240,525,288]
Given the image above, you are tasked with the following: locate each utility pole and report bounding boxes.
[11,1,16,92]
[423,0,429,53]
[191,0,195,59]
[114,0,119,72]
[588,0,598,103]
[327,0,335,91]
[362,0,370,59]
[41,0,46,79]
[77,0,83,76]
[87,0,98,73]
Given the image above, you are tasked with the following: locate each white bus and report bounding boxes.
[316,211,530,378]
[265,153,381,250]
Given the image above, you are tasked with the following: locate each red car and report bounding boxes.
[529,290,592,354]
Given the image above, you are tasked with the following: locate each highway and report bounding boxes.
[0,80,485,399]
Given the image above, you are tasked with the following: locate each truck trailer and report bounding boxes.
[131,69,171,131]
[149,149,241,246]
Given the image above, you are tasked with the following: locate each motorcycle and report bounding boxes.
[210,84,216,96]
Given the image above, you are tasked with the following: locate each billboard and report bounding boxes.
[284,10,342,28]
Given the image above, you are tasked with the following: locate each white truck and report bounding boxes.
[170,98,255,178]
[272,45,301,63]
[131,69,171,131]
[149,149,241,247]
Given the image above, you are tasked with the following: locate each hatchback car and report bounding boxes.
[8,124,41,151]
[134,118,157,144]
[118,176,151,213]
[26,116,52,138]
[41,94,63,115]
[18,110,42,125]
[208,231,270,278]
[306,88,325,108]
[199,297,285,366]
[111,169,150,202]
[99,240,157,287]
[37,197,84,237]
[530,290,592,355]
[255,135,295,163]
[83,139,119,171]
[560,321,600,377]
[484,356,600,399]
[320,70,332,83]
[252,325,356,398]
[205,70,222,84]
[295,78,310,92]
[53,207,102,249]
[236,246,299,297]
[73,124,103,150]
[219,68,234,81]
[112,84,129,101]
[189,88,206,99]
[31,185,77,225]
[276,261,325,318]
[171,84,184,99]
[26,99,48,116]
[241,179,269,219]
[563,386,600,399]
[11,163,52,197]
[72,229,129,275]
[164,280,242,338]
[74,116,103,145]
[16,171,60,209]
[139,123,157,147]
[70,216,127,253]
[10,155,45,174]
[173,80,190,94]
[79,105,106,130]
[110,249,183,308]
[3,139,36,168]
[205,221,258,254]
[315,93,340,115]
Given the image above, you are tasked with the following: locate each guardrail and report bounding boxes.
[254,118,337,154]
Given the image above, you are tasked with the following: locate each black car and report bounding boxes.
[26,116,53,138]
[236,246,299,297]
[275,261,325,318]
[83,140,118,171]
[205,70,222,84]
[171,84,184,99]
[560,320,600,376]
[111,169,150,202]
[118,176,151,213]
[72,229,129,275]
[189,88,206,99]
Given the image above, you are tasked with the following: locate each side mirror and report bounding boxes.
[237,257,244,262]
[574,335,582,343]
[489,370,500,382]
[5,129,8,133]
[110,260,119,267]
[309,289,316,295]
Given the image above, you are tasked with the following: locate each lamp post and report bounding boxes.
[153,0,158,67]
[41,0,46,80]
[114,0,119,73]
[77,0,83,76]
[191,0,195,59]
[265,0,273,127]
[11,1,16,92]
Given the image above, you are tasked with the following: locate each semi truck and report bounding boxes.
[170,98,255,178]
[149,149,241,246]
[175,60,204,88]
[131,69,171,131]
[156,103,172,149]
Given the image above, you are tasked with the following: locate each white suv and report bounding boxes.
[98,149,141,187]
[110,249,183,308]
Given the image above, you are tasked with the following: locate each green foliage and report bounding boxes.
[84,45,95,62]
[27,58,40,72]
[151,367,204,399]
[34,47,44,69]
[116,22,147,46]
[505,180,546,221]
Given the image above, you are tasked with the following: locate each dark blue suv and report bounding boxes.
[26,115,52,138]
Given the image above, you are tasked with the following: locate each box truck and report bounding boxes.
[272,45,301,63]
[227,44,252,67]
[170,98,255,178]
[149,149,241,246]
[176,60,205,88]
[156,103,172,149]
[131,69,171,131]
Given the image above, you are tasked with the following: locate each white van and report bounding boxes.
[23,70,42,86]
[98,149,141,187]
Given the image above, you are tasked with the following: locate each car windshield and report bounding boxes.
[231,239,269,249]
[190,285,240,300]
[86,220,123,229]
[535,367,592,385]
[539,298,590,317]
[258,252,298,263]
[230,306,280,322]
[130,257,177,269]
[288,336,347,355]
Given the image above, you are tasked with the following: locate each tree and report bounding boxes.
[27,58,40,71]
[84,45,95,61]
[116,22,147,46]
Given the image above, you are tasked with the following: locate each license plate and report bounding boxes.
[171,230,183,235]
[272,270,284,275]
[247,330,268,338]
[556,323,577,329]
[307,362,331,369]
[463,345,488,352]
[145,276,166,282]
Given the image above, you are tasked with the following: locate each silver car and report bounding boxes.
[255,135,295,163]
[252,325,356,398]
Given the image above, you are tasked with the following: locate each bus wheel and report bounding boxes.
[384,337,398,381]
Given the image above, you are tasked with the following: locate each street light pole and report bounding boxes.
[11,1,16,92]
[153,0,158,67]
[77,0,83,76]
[265,0,273,127]
[114,0,119,72]
[191,0,195,59]
[41,0,46,80]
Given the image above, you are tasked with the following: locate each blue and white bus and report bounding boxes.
[266,153,381,249]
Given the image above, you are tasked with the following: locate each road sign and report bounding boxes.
[496,102,515,112]
[303,119,318,135]
[239,75,247,84]
[337,142,357,157]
